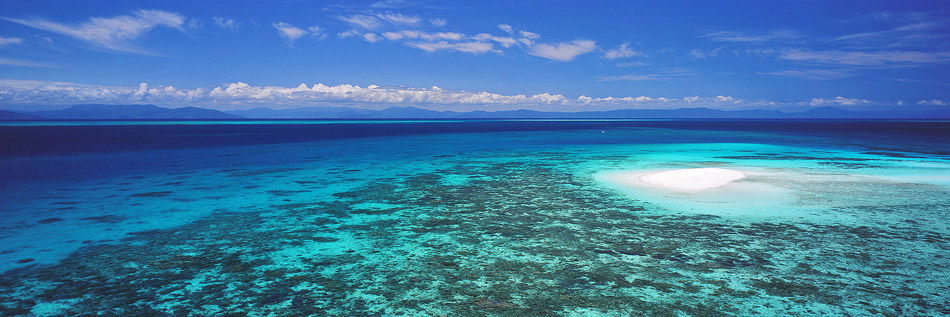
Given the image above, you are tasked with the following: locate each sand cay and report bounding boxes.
[640,168,746,191]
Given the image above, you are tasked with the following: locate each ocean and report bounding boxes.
[1,119,948,315]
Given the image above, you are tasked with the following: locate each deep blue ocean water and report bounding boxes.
[1,119,948,315]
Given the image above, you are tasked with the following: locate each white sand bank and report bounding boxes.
[640,168,745,191]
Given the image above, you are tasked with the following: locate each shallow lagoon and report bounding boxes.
[1,120,949,315]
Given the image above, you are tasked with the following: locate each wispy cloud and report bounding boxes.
[780,49,950,67]
[0,57,56,67]
[273,22,307,44]
[598,68,698,81]
[338,12,421,30]
[604,42,644,59]
[407,41,500,54]
[213,17,239,30]
[832,21,945,48]
[702,29,802,43]
[429,18,447,27]
[759,69,854,80]
[0,37,23,46]
[2,10,185,54]
[527,39,596,62]
[917,99,947,106]
[809,96,870,107]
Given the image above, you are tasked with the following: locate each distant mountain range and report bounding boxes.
[1,103,948,120]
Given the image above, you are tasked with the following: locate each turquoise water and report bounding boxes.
[1,121,949,315]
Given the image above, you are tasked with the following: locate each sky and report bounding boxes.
[0,0,949,112]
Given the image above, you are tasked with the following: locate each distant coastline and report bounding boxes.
[2,103,949,120]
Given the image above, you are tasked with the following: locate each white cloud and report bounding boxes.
[689,49,706,59]
[0,57,56,67]
[407,41,500,54]
[519,31,540,39]
[339,14,382,30]
[308,26,327,39]
[759,69,854,80]
[0,37,23,46]
[917,99,947,106]
[703,29,802,43]
[498,24,513,34]
[429,18,447,27]
[809,96,871,107]
[273,22,307,44]
[473,33,516,47]
[527,39,596,61]
[780,49,950,67]
[376,12,420,25]
[2,10,185,54]
[363,33,381,43]
[598,68,698,81]
[213,17,238,30]
[604,42,643,59]
[0,80,707,110]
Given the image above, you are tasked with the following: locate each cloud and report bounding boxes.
[780,49,950,67]
[598,68,698,81]
[809,96,871,107]
[213,17,239,30]
[759,69,854,80]
[0,37,23,46]
[363,33,381,43]
[273,22,307,44]
[616,61,648,67]
[0,57,56,67]
[2,10,185,54]
[0,79,783,111]
[376,12,420,25]
[370,0,416,9]
[339,14,382,30]
[702,29,802,43]
[604,42,643,59]
[917,99,947,106]
[527,39,596,61]
[429,18,447,27]
[407,41,500,54]
[498,24,514,34]
[339,12,420,31]
[832,22,944,48]
[308,26,327,39]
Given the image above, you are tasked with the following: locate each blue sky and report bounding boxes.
[1,0,948,112]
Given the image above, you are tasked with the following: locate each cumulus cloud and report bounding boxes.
[809,96,871,107]
[604,42,643,59]
[498,24,514,34]
[527,39,596,61]
[2,10,186,54]
[0,79,781,111]
[0,37,23,46]
[213,17,238,30]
